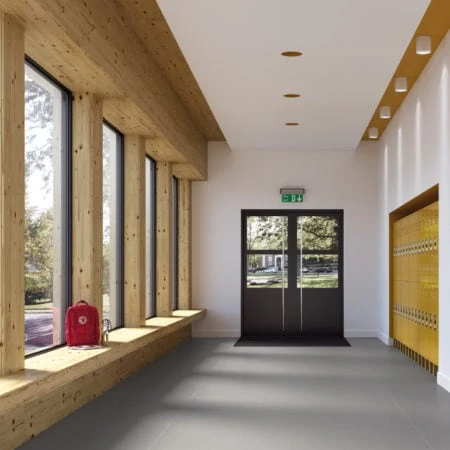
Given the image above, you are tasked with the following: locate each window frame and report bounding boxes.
[145,156,157,318]
[172,176,179,311]
[102,120,125,330]
[24,56,72,357]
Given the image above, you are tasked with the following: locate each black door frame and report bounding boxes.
[241,209,344,337]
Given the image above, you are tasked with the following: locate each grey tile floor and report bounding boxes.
[19,338,450,450]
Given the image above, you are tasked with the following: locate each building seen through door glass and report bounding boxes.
[246,216,288,288]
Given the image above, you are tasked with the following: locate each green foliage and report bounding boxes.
[102,243,111,296]
[25,76,54,191]
[24,71,56,305]
[301,216,338,251]
[300,275,338,288]
[23,72,120,308]
[247,215,338,251]
[247,216,288,250]
[24,208,53,304]
[247,254,260,269]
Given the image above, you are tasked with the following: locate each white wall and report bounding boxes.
[192,142,381,339]
[378,32,450,392]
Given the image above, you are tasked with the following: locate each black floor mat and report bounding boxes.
[234,336,351,347]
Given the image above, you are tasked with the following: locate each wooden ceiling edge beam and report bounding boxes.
[0,0,207,179]
[361,0,449,142]
[173,163,206,181]
[104,101,206,179]
[119,0,224,141]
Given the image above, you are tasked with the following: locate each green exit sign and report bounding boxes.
[282,193,304,203]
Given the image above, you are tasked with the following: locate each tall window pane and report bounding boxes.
[145,157,156,318]
[25,61,70,355]
[172,177,179,310]
[102,123,124,329]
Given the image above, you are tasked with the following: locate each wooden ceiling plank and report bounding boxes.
[0,0,208,179]
[117,0,225,141]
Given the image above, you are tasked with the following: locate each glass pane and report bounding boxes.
[172,177,179,310]
[247,216,288,250]
[297,254,339,288]
[246,255,288,288]
[103,124,122,328]
[145,158,156,318]
[25,64,66,355]
[297,216,339,251]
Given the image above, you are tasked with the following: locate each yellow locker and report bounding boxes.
[391,201,438,370]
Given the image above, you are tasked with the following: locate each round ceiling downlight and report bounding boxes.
[416,35,432,55]
[394,77,408,93]
[368,127,379,139]
[281,51,303,57]
[379,106,391,119]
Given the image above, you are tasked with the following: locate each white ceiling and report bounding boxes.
[156,0,431,151]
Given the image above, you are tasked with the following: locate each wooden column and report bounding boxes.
[178,180,192,309]
[124,135,145,327]
[0,12,25,375]
[72,93,103,319]
[156,161,173,316]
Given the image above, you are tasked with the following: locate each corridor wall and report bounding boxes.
[378,31,450,392]
[192,142,380,339]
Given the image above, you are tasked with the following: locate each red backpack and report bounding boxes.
[65,300,100,346]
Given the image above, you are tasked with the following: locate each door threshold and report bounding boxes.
[234,336,350,347]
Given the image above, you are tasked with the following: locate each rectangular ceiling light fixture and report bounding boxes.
[280,188,305,195]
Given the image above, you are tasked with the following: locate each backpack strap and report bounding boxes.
[75,300,89,305]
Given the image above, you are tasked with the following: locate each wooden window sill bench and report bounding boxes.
[0,309,205,449]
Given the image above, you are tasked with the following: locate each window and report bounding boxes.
[172,176,179,310]
[245,216,288,289]
[102,123,124,329]
[145,157,157,318]
[24,60,71,355]
[297,216,339,288]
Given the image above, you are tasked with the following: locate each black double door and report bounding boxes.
[242,210,343,337]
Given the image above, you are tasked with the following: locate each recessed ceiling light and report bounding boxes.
[283,93,300,98]
[285,122,299,126]
[368,127,379,139]
[395,77,408,92]
[281,51,303,57]
[416,35,432,55]
[380,106,391,119]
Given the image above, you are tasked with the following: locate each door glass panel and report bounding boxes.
[297,216,338,251]
[247,216,288,251]
[247,255,287,288]
[297,254,338,288]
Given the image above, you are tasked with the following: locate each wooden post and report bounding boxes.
[178,179,191,310]
[0,12,25,375]
[156,161,173,316]
[124,135,145,327]
[72,93,103,321]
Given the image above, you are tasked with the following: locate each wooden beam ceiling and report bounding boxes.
[118,0,225,142]
[0,0,212,179]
